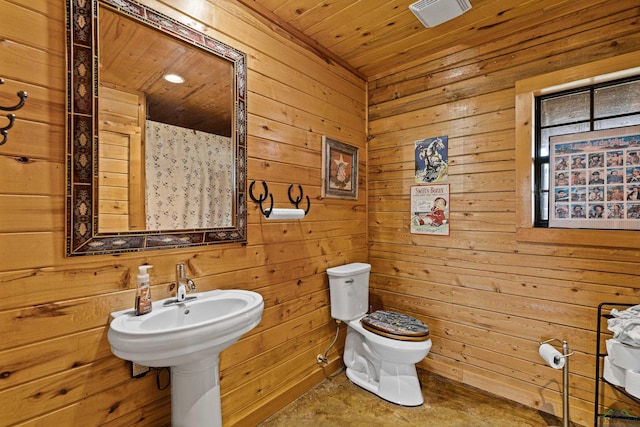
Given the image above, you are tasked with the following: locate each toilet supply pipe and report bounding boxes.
[539,338,574,427]
[317,320,342,364]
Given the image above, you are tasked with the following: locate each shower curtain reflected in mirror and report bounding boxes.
[145,120,233,230]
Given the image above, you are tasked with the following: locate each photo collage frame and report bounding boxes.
[549,125,640,230]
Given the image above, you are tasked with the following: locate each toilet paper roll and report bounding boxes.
[604,356,626,387]
[539,343,565,369]
[625,369,640,398]
[606,339,640,371]
[265,208,305,220]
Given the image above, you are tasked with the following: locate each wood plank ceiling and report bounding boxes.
[238,0,600,80]
[100,4,234,136]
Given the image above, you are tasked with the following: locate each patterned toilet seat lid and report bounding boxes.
[361,310,430,342]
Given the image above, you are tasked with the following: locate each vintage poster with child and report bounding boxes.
[410,184,450,235]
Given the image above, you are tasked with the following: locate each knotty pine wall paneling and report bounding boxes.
[367,1,640,426]
[0,0,365,425]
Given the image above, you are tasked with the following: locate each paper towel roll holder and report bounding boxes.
[249,180,310,219]
[287,184,311,214]
[539,338,574,427]
[249,180,274,217]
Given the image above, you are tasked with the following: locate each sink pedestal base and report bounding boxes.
[171,357,222,427]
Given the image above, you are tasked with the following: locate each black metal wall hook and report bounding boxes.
[0,78,28,146]
[288,184,311,214]
[249,180,274,218]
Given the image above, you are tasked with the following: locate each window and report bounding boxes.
[534,77,640,227]
[515,51,640,248]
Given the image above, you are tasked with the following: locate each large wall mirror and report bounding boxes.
[66,0,247,256]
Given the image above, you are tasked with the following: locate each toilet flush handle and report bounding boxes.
[345,279,354,284]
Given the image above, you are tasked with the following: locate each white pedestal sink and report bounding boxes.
[108,289,264,427]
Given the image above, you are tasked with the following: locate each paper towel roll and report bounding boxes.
[539,343,565,369]
[265,208,305,220]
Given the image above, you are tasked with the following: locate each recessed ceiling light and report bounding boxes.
[163,73,185,84]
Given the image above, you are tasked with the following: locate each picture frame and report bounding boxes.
[549,125,640,230]
[410,184,450,236]
[414,135,449,183]
[322,136,358,200]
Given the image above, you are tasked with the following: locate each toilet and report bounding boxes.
[326,262,432,406]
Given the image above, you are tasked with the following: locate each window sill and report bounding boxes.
[516,226,639,249]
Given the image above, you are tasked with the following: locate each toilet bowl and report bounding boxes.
[327,263,432,406]
[344,315,432,406]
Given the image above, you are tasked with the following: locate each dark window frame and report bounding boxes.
[533,75,640,227]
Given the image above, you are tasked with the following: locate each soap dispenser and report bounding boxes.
[135,265,153,315]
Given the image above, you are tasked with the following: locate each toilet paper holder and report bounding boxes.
[538,338,574,427]
[539,338,574,360]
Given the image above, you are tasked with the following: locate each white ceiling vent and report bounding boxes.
[409,0,472,28]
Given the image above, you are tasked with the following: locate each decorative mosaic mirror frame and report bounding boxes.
[66,0,247,256]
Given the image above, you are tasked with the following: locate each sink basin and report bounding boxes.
[108,289,263,367]
[107,289,263,427]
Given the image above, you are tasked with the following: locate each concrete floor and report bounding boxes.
[259,368,566,427]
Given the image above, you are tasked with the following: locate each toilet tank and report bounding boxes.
[326,263,371,321]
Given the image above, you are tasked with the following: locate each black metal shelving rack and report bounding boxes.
[594,302,640,427]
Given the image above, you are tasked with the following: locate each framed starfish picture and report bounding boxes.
[322,136,358,200]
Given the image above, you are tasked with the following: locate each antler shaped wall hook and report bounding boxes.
[288,184,311,214]
[249,180,274,218]
[0,78,28,146]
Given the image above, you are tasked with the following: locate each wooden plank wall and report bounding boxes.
[0,0,365,425]
[367,1,640,426]
[98,86,144,232]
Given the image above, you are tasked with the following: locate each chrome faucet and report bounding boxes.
[175,263,196,302]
